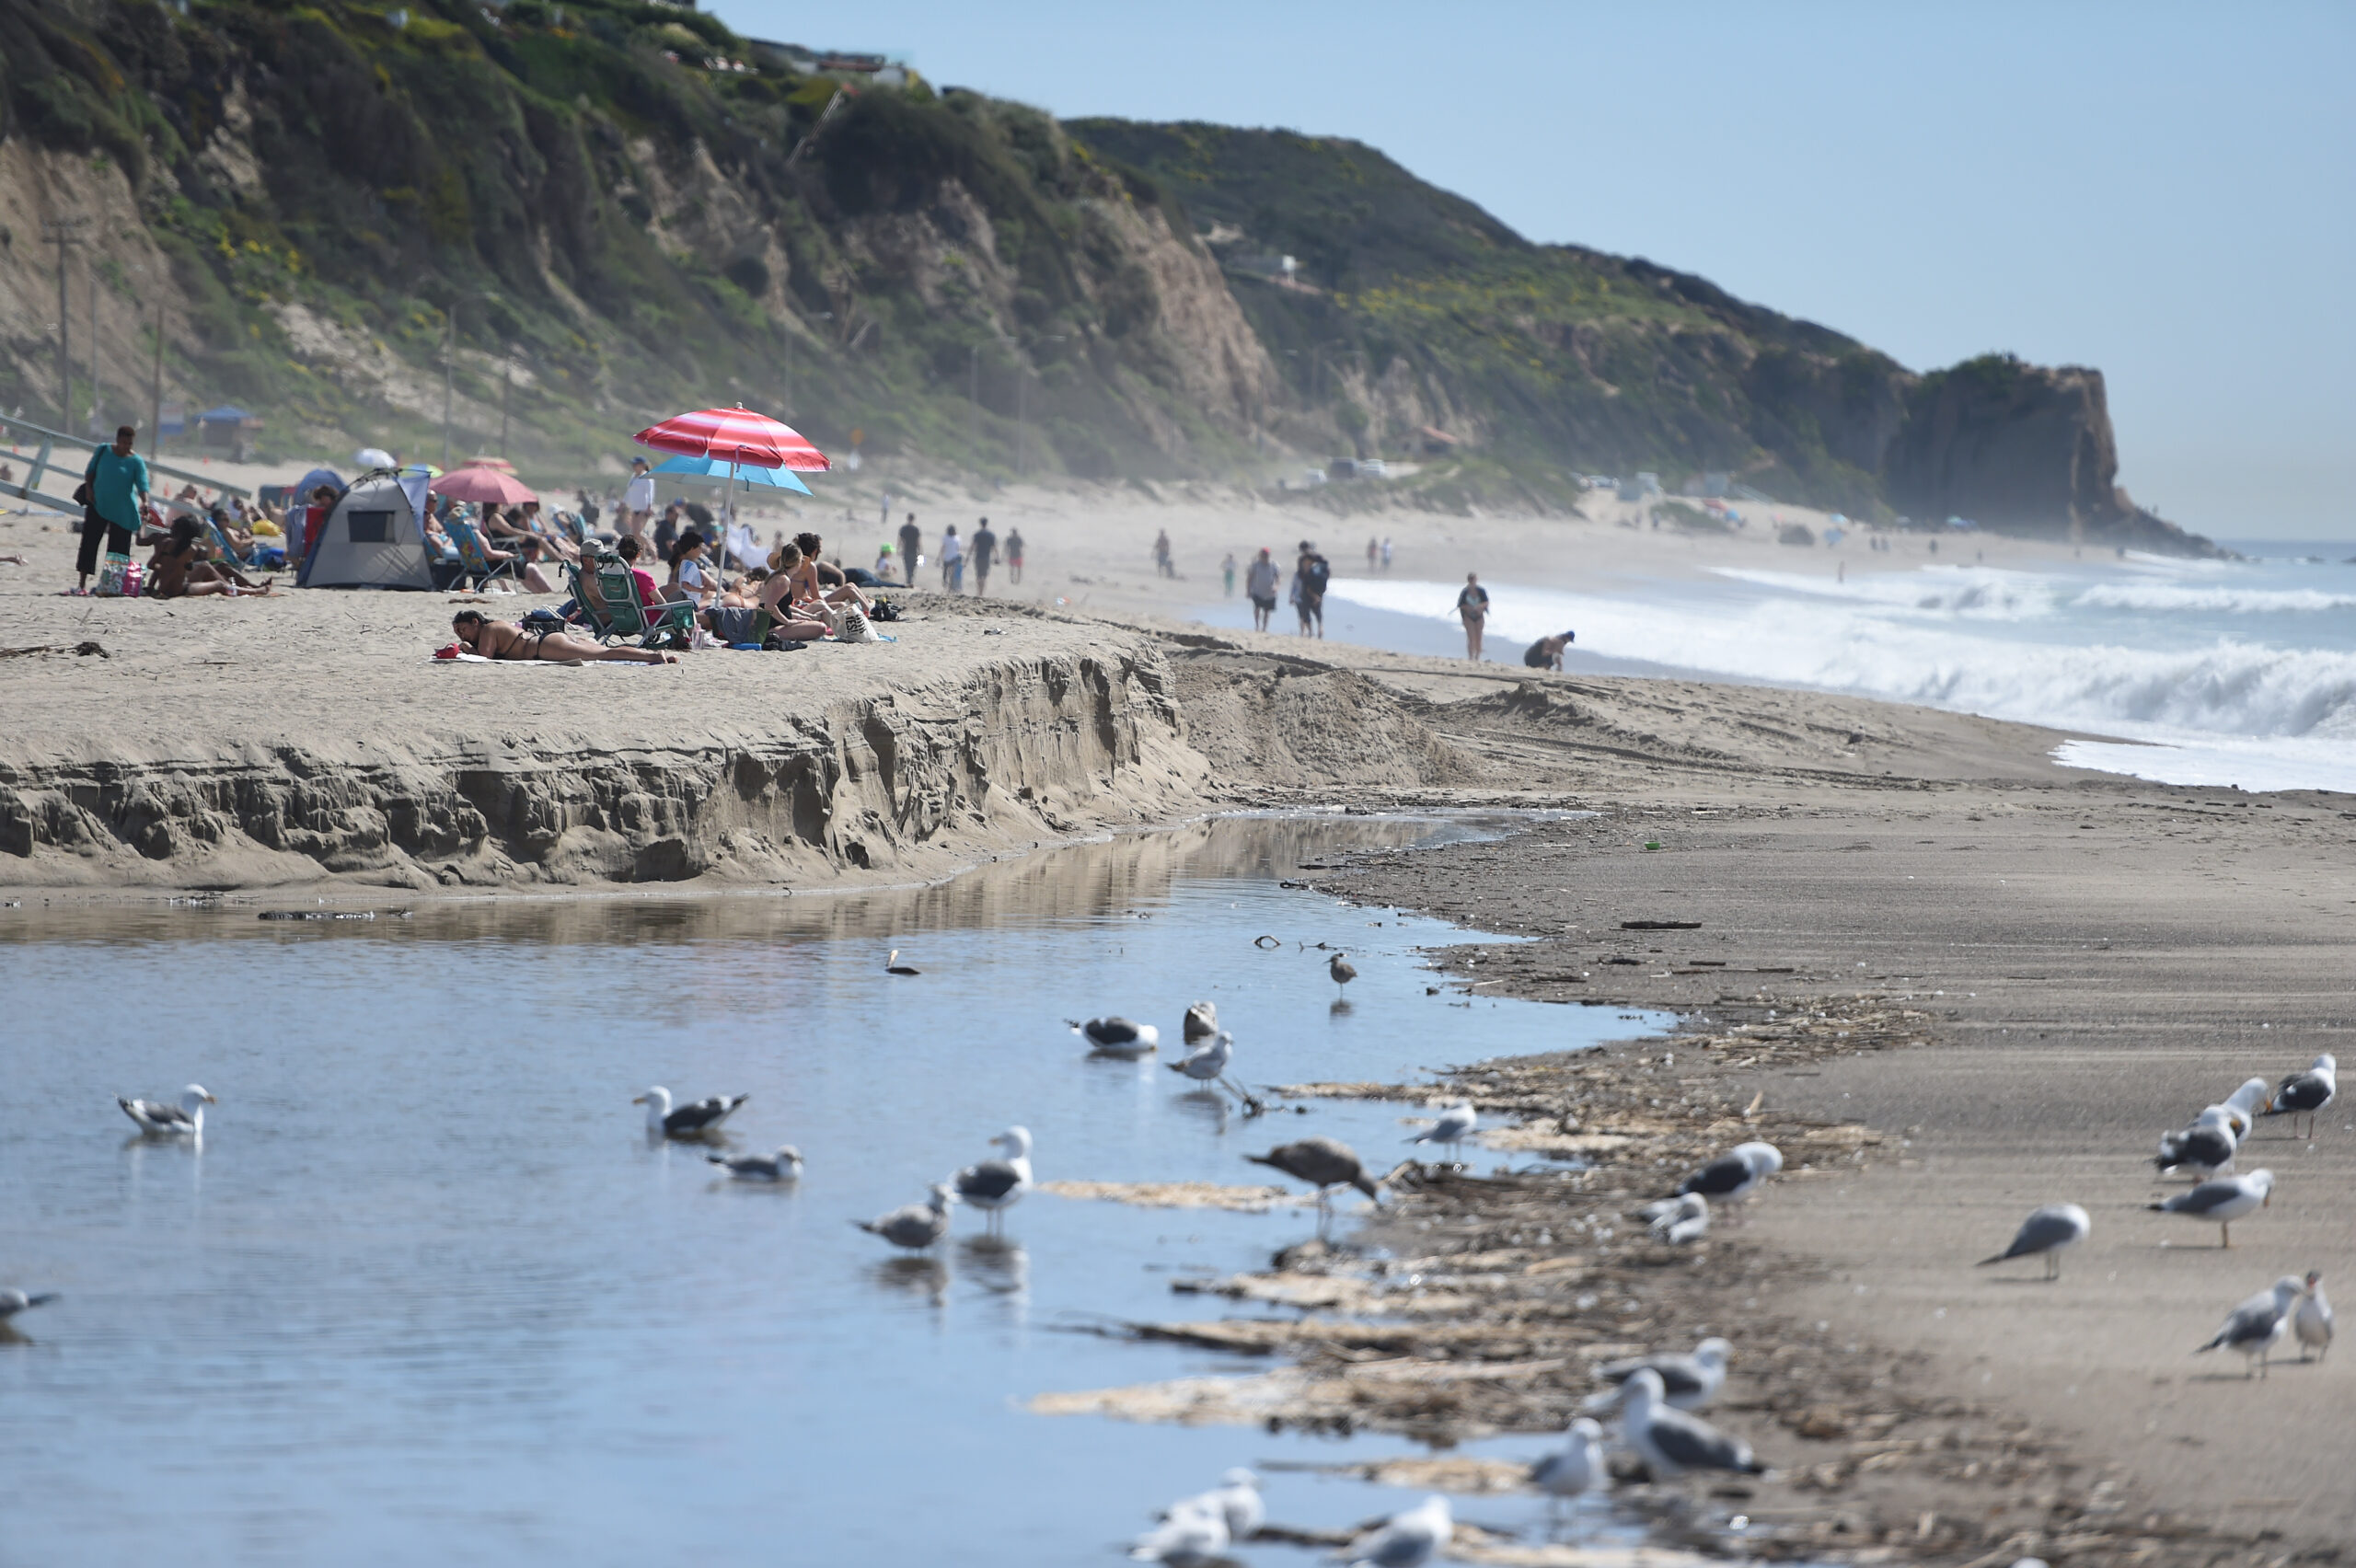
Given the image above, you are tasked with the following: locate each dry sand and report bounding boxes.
[2,478,2344,1562]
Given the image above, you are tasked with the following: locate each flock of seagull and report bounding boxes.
[20,958,2337,1563]
[1975,1053,2336,1378]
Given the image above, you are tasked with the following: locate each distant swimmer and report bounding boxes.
[1522,629,1575,671]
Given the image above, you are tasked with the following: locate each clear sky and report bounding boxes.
[717,1,2354,539]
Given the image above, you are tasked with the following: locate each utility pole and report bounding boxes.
[40,215,89,430]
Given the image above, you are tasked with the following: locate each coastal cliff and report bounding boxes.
[0,0,2207,545]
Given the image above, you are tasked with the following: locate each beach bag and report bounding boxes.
[870,597,901,623]
[709,605,764,646]
[836,603,880,643]
[1304,555,1331,596]
[94,551,134,597]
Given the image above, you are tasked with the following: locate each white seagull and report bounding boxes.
[2154,1105,2237,1177]
[1208,1469,1264,1541]
[1071,1017,1159,1058]
[0,1288,60,1321]
[1529,1415,1604,1513]
[1410,1101,1479,1160]
[1342,1494,1450,1568]
[2219,1077,2274,1139]
[1128,1495,1226,1565]
[1620,1366,1766,1480]
[2149,1169,2273,1249]
[1182,1001,1219,1044]
[952,1126,1033,1236]
[633,1086,749,1139]
[2260,1054,2337,1139]
[854,1183,956,1251]
[1675,1141,1782,1208]
[119,1085,215,1137]
[708,1145,803,1182]
[1977,1203,2092,1280]
[1641,1191,1710,1245]
[2195,1275,2306,1379]
[2294,1270,2333,1361]
[1166,1030,1248,1102]
[1587,1336,1732,1412]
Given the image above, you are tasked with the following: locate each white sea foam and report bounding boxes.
[2068,582,2356,614]
[1713,566,2061,620]
[1324,577,2356,748]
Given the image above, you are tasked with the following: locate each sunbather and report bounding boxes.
[750,543,833,641]
[148,517,272,597]
[451,610,678,663]
[783,531,873,613]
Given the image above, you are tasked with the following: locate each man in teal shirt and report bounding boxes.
[77,424,151,591]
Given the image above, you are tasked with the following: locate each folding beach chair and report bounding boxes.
[444,513,518,591]
[570,551,694,648]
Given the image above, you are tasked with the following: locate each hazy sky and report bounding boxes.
[720,1,2353,539]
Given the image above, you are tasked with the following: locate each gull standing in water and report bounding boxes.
[1978,1203,2092,1280]
[119,1085,215,1137]
[1167,1030,1252,1105]
[1410,1102,1478,1162]
[2261,1054,2336,1139]
[1328,951,1357,999]
[2195,1275,2306,1378]
[854,1183,956,1251]
[2150,1170,2273,1248]
[1529,1416,1603,1515]
[2294,1271,2333,1360]
[634,1087,750,1139]
[1343,1494,1450,1568]
[953,1126,1033,1236]
[1246,1136,1381,1228]
[1207,1469,1263,1541]
[1588,1337,1732,1412]
[708,1146,803,1182]
[2154,1106,2237,1177]
[1071,1017,1159,1058]
[1127,1496,1226,1564]
[1620,1367,1766,1480]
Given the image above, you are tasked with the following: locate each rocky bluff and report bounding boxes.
[0,0,2208,546]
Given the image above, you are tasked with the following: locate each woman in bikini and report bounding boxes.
[783,531,873,613]
[451,610,679,663]
[148,518,272,597]
[749,544,835,642]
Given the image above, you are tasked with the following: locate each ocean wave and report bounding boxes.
[1712,566,2060,620]
[2070,582,2356,614]
[1325,577,2356,740]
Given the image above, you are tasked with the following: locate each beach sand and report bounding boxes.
[2,481,2342,1560]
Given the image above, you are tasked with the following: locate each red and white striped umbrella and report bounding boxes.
[633,404,831,471]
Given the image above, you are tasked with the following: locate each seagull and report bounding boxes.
[1620,1366,1766,1480]
[2219,1078,2274,1139]
[2149,1169,2273,1248]
[1128,1495,1227,1564]
[2154,1106,2238,1177]
[1245,1136,1380,1230]
[884,950,919,974]
[2261,1054,2336,1139]
[2195,1275,2306,1379]
[1208,1469,1264,1541]
[0,1289,59,1320]
[119,1085,215,1136]
[1071,1017,1160,1058]
[1167,1030,1248,1102]
[1642,1192,1710,1244]
[1675,1140,1782,1207]
[708,1146,803,1182]
[953,1126,1033,1236]
[1183,1001,1219,1044]
[633,1087,749,1139]
[1328,951,1357,998]
[1977,1203,2091,1280]
[1530,1416,1604,1514]
[1342,1494,1451,1568]
[2294,1270,2333,1361]
[1588,1337,1732,1412]
[854,1183,956,1251]
[1410,1102,1479,1161]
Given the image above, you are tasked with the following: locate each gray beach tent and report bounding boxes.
[299,468,435,589]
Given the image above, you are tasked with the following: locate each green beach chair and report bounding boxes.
[572,553,694,648]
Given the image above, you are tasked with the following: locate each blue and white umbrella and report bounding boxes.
[649,453,811,495]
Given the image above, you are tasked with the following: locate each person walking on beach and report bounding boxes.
[970,517,997,594]
[1005,527,1025,584]
[621,455,654,538]
[1380,536,1393,571]
[1221,551,1237,597]
[1152,528,1174,579]
[1293,540,1329,639]
[75,425,150,592]
[1457,572,1490,661]
[940,524,964,592]
[1366,536,1379,571]
[896,513,921,586]
[1245,547,1278,631]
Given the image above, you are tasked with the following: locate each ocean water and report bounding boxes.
[0,814,1675,1566]
[1197,540,2356,793]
